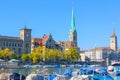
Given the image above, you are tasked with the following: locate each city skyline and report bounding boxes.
[0,0,120,50]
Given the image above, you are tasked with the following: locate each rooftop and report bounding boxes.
[0,35,21,41]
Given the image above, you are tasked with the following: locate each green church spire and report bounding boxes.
[71,2,76,32]
[69,0,77,46]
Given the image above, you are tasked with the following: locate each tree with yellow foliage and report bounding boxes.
[28,46,63,64]
[21,53,29,62]
[0,48,14,59]
[29,46,45,64]
[63,48,80,63]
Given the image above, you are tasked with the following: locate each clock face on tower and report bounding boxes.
[26,34,29,38]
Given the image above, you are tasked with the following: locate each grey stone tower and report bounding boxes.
[110,29,117,51]
[20,27,32,53]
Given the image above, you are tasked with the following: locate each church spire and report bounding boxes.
[112,28,115,36]
[111,28,116,37]
[69,0,77,46]
[110,28,117,51]
[71,1,76,32]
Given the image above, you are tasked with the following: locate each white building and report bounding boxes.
[82,47,113,62]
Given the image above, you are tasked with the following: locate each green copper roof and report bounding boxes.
[71,9,76,32]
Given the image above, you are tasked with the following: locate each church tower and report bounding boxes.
[20,26,32,53]
[110,29,117,51]
[69,6,77,46]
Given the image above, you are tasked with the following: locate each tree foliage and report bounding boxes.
[20,46,80,64]
[64,48,80,62]
[0,48,14,59]
[0,46,80,64]
[21,53,29,62]
[11,54,19,59]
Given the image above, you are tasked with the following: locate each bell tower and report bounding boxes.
[110,29,117,51]
[20,26,32,53]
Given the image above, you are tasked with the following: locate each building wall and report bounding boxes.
[80,51,86,62]
[31,34,63,51]
[0,28,32,55]
[110,37,117,51]
[84,48,108,62]
[0,39,23,55]
[45,35,56,49]
[69,30,77,46]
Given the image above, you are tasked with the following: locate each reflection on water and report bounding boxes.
[0,67,71,76]
[1,66,120,77]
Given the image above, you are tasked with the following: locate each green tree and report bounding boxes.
[0,48,3,58]
[29,46,46,64]
[32,56,38,64]
[11,54,19,59]
[64,48,80,62]
[52,49,63,62]
[2,48,14,59]
[21,53,29,62]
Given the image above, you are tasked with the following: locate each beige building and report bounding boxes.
[83,47,113,62]
[58,41,77,50]
[80,51,86,62]
[0,27,31,55]
[80,29,119,63]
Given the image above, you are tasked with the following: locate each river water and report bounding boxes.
[0,67,72,76]
[1,66,120,77]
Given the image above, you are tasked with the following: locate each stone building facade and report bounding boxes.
[110,29,117,51]
[31,34,63,51]
[0,27,31,55]
[84,47,112,62]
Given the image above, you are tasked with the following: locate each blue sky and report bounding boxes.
[0,0,120,50]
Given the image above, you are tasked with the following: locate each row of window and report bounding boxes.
[33,43,55,49]
[34,42,42,46]
[46,44,55,49]
[0,47,21,53]
[0,41,22,47]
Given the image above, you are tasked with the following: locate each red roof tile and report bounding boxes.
[42,34,50,45]
[32,34,50,45]
[32,38,42,44]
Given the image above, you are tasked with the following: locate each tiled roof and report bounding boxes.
[32,38,42,44]
[59,41,77,48]
[42,34,50,45]
[80,50,85,53]
[32,34,50,45]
